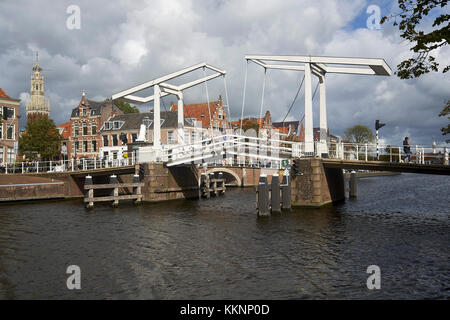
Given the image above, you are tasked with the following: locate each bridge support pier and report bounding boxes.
[290,158,345,208]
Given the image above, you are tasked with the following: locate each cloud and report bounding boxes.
[0,0,448,146]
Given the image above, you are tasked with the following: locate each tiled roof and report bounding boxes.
[71,99,115,117]
[170,100,222,128]
[102,111,195,132]
[0,88,10,98]
[56,122,71,139]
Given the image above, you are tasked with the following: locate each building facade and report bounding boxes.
[99,111,205,161]
[0,88,20,163]
[69,92,123,159]
[26,54,50,123]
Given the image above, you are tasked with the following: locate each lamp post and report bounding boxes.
[375,120,386,160]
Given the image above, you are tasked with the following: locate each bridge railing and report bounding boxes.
[0,155,137,174]
[327,142,449,165]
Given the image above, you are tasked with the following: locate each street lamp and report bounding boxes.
[375,120,386,160]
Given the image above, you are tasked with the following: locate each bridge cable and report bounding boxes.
[281,74,305,124]
[239,60,249,135]
[203,67,213,138]
[298,79,320,130]
[258,68,267,130]
[223,75,232,129]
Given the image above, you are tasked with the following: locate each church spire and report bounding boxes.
[26,52,49,123]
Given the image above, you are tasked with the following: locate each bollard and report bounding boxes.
[133,174,142,205]
[271,174,281,213]
[349,170,357,198]
[444,148,449,165]
[85,175,94,209]
[110,174,119,207]
[200,173,207,199]
[256,174,270,216]
[281,174,291,210]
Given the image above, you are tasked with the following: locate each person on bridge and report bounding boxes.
[403,137,411,163]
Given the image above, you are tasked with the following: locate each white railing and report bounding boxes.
[327,142,449,165]
[0,155,136,174]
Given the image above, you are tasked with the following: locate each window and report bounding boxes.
[113,121,121,129]
[83,141,88,152]
[7,147,14,163]
[74,125,79,136]
[112,152,118,160]
[103,135,109,147]
[91,124,97,135]
[75,141,79,153]
[132,133,137,142]
[168,131,175,144]
[82,124,88,136]
[2,107,14,120]
[0,147,3,162]
[184,131,190,144]
[6,124,14,140]
[91,140,97,152]
[103,122,111,130]
[82,109,86,116]
[218,109,224,120]
[0,124,2,139]
[112,134,118,146]
[191,131,195,143]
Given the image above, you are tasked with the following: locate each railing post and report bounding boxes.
[50,161,52,172]
[365,144,368,161]
[356,145,359,160]
[22,162,24,174]
[5,162,8,174]
[422,147,425,164]
[36,161,39,173]
[94,158,97,170]
[444,148,448,165]
[390,147,392,163]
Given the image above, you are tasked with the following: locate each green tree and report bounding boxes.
[381,0,449,79]
[19,117,62,161]
[105,98,139,114]
[343,125,375,144]
[439,100,450,142]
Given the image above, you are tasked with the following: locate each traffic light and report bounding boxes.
[292,159,300,176]
[375,120,386,131]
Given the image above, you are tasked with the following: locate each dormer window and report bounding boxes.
[82,109,86,116]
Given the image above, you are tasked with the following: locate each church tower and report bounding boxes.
[26,53,50,123]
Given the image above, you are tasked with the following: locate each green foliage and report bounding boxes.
[343,125,375,144]
[439,100,450,142]
[19,117,62,161]
[105,98,139,114]
[381,0,449,79]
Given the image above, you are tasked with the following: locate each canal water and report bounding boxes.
[0,173,448,299]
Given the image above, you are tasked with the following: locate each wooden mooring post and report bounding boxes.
[256,173,291,216]
[199,172,226,199]
[84,175,144,208]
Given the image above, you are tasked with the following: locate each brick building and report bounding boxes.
[170,95,231,133]
[99,110,204,161]
[69,92,123,159]
[0,88,20,163]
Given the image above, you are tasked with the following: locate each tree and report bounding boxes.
[381,0,449,79]
[343,125,375,144]
[19,117,62,161]
[439,100,450,142]
[105,99,139,114]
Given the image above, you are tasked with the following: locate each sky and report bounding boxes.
[0,0,448,146]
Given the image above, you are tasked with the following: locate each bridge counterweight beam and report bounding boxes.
[177,92,184,145]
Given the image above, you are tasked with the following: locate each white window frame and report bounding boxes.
[6,124,14,140]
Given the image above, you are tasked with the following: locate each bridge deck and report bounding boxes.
[322,159,450,175]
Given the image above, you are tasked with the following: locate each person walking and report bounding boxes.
[403,137,411,162]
